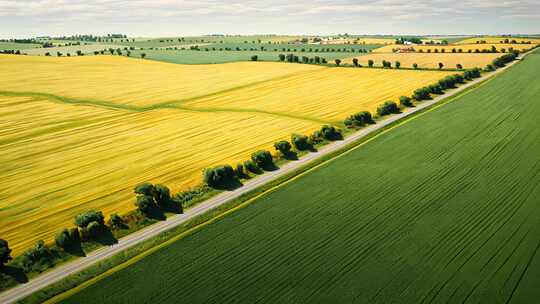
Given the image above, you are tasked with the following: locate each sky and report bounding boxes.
[0,0,539,38]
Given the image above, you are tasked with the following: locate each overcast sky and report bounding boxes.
[1,0,539,38]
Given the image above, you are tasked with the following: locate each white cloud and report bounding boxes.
[0,0,538,37]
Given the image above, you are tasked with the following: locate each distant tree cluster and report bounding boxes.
[277,53,327,64]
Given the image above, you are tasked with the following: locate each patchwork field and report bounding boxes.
[373,43,537,53]
[343,53,501,69]
[0,54,451,255]
[61,50,540,304]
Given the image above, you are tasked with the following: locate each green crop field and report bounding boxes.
[203,42,379,52]
[129,49,355,64]
[59,50,540,303]
[0,42,42,50]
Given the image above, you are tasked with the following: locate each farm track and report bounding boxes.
[0,90,332,124]
[1,50,535,304]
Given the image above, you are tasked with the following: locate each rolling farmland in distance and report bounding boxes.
[0,54,451,255]
[60,50,540,304]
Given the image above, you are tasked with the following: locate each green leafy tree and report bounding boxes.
[243,160,259,174]
[0,239,12,268]
[251,150,273,169]
[335,59,341,66]
[55,229,79,249]
[412,87,430,100]
[291,133,310,150]
[134,182,155,196]
[153,184,171,208]
[413,63,418,69]
[141,53,146,59]
[86,221,102,238]
[399,96,413,107]
[320,125,342,140]
[377,101,400,116]
[74,210,105,228]
[395,61,401,69]
[428,84,444,94]
[203,165,236,187]
[344,111,373,127]
[438,62,444,69]
[235,163,246,178]
[108,213,124,229]
[135,195,156,214]
[20,240,54,272]
[274,140,292,155]
[352,58,359,67]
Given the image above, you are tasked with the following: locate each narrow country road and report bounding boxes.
[0,53,530,304]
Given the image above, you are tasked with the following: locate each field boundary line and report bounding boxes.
[0,90,333,124]
[1,48,535,304]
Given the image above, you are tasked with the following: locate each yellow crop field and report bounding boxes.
[321,38,394,45]
[373,43,537,53]
[179,68,453,122]
[0,94,321,255]
[354,38,395,45]
[343,53,501,69]
[456,37,540,44]
[0,55,322,107]
[0,55,451,255]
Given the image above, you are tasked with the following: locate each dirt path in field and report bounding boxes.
[0,48,535,304]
